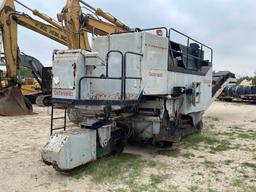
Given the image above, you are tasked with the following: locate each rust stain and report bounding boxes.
[90,92,137,100]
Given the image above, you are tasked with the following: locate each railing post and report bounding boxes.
[50,105,54,136]
[124,52,143,100]
[186,38,189,69]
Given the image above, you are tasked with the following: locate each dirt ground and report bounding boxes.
[0,102,255,192]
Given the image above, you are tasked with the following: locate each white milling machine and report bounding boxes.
[42,28,217,171]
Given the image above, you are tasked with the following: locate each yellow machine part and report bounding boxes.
[21,77,41,95]
[0,86,33,116]
[21,85,40,95]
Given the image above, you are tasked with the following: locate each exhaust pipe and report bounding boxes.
[0,86,33,116]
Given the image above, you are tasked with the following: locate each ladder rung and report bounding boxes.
[53,117,65,120]
[52,127,65,131]
[50,105,67,136]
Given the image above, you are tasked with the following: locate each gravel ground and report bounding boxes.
[0,102,255,192]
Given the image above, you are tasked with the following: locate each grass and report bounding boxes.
[209,140,233,153]
[69,153,178,192]
[232,179,256,192]
[224,160,234,166]
[181,133,236,153]
[209,124,215,129]
[241,162,256,170]
[188,186,200,192]
[67,119,254,192]
[70,153,147,183]
[150,174,166,187]
[127,177,179,192]
[216,131,236,138]
[206,116,220,122]
[180,152,195,159]
[182,134,219,148]
[231,126,241,130]
[208,189,218,192]
[237,132,256,140]
[224,126,256,140]
[156,148,196,160]
[203,160,216,169]
[156,148,181,157]
[147,160,157,167]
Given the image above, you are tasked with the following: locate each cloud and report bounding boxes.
[0,0,255,75]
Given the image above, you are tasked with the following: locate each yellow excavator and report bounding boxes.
[0,0,131,116]
[0,0,68,116]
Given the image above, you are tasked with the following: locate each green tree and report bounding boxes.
[236,72,256,85]
[20,67,33,78]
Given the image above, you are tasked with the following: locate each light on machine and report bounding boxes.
[156,29,163,36]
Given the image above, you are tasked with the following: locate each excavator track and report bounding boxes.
[36,94,52,107]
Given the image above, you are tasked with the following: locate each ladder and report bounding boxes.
[50,105,67,136]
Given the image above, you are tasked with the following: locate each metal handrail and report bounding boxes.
[78,50,124,99]
[169,28,213,65]
[78,50,143,101]
[123,51,143,99]
[106,50,124,78]
[170,49,210,64]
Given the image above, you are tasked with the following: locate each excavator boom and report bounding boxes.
[0,0,131,116]
[0,0,67,116]
[58,0,131,50]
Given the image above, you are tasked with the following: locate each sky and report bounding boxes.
[1,0,256,76]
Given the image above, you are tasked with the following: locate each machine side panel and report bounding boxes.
[90,34,143,100]
[141,33,169,95]
[52,50,86,100]
[168,68,213,114]
[42,129,97,170]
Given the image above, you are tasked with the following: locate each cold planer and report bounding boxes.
[41,29,222,171]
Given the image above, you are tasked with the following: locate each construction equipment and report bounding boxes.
[41,0,232,171]
[57,0,132,50]
[220,84,256,103]
[0,0,68,116]
[214,72,256,103]
[0,0,135,116]
[212,71,236,101]
[19,54,53,106]
[0,53,53,106]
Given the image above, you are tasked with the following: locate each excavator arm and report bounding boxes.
[14,14,67,46]
[0,0,68,116]
[0,0,67,80]
[0,0,131,116]
[58,0,131,50]
[0,0,130,79]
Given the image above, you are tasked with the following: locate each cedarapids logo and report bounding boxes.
[53,90,74,97]
[148,71,163,78]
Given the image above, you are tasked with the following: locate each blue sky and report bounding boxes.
[1,0,256,76]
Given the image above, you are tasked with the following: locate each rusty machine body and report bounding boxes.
[0,0,231,171]
[41,0,232,171]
